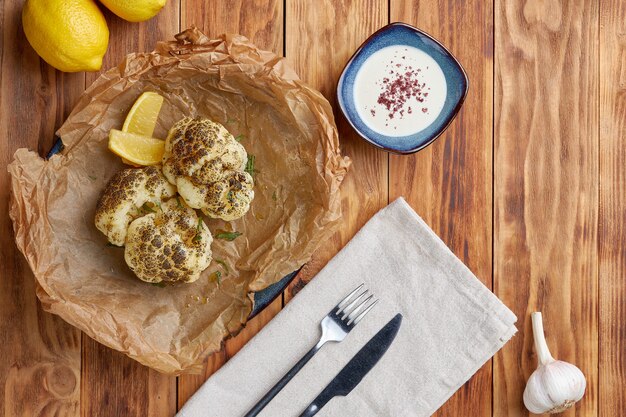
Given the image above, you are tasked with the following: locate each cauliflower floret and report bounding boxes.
[124,199,212,283]
[95,166,176,246]
[162,117,254,221]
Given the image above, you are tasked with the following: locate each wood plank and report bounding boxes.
[493,1,598,416]
[81,3,179,417]
[0,0,84,416]
[180,0,283,53]
[177,1,285,408]
[284,0,389,301]
[86,1,181,84]
[389,1,494,416]
[599,0,626,414]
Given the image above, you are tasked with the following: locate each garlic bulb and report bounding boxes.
[523,312,586,414]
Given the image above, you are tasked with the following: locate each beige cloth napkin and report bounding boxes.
[177,197,517,417]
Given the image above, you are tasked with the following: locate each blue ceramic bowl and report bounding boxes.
[337,22,469,154]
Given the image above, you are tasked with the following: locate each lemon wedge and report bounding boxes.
[123,92,164,136]
[117,92,164,166]
[109,130,165,166]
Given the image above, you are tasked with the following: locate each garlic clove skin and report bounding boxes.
[523,312,587,414]
[523,360,586,414]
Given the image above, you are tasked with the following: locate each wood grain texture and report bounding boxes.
[3,0,625,415]
[0,0,84,416]
[80,3,179,417]
[82,337,176,417]
[86,1,181,84]
[389,1,494,416]
[493,1,599,416]
[177,1,284,408]
[599,0,626,415]
[181,0,283,54]
[284,0,389,301]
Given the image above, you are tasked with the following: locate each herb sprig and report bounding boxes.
[215,259,230,275]
[245,154,257,177]
[141,202,156,213]
[193,218,205,242]
[210,270,222,286]
[215,231,242,241]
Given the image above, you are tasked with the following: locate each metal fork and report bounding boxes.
[243,284,378,417]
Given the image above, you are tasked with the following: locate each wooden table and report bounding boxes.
[1,0,624,415]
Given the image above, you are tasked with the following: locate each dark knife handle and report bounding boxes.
[244,345,320,417]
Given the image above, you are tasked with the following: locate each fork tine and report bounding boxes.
[335,284,364,312]
[352,299,379,325]
[339,289,368,317]
[346,294,374,324]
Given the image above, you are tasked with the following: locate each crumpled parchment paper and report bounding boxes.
[8,27,349,374]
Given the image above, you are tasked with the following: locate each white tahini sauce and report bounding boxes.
[353,45,447,137]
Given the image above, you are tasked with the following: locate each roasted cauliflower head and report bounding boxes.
[95,166,176,246]
[162,117,254,221]
[124,199,212,283]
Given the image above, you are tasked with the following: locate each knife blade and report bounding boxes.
[299,313,403,417]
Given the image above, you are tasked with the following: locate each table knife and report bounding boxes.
[299,313,403,417]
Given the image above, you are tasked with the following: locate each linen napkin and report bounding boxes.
[177,197,517,417]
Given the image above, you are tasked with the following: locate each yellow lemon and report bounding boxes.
[99,0,167,22]
[22,0,109,72]
[123,92,164,136]
[109,130,165,166]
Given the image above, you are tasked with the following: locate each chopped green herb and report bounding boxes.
[193,218,204,242]
[245,154,256,177]
[215,231,242,241]
[150,282,167,288]
[176,196,183,208]
[226,118,237,124]
[88,175,97,181]
[215,259,229,274]
[141,202,156,213]
[272,190,277,201]
[235,134,245,141]
[106,242,123,248]
[210,270,222,286]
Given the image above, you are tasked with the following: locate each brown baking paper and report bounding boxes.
[8,28,349,374]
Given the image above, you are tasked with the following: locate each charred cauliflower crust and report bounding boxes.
[95,166,176,246]
[124,199,212,283]
[162,117,254,221]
